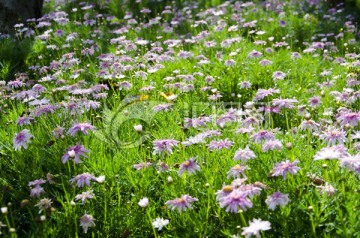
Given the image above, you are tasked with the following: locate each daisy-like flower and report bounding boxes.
[52,126,65,139]
[67,122,96,137]
[215,185,234,201]
[270,160,300,179]
[313,147,343,160]
[152,218,169,231]
[250,130,275,143]
[70,173,96,187]
[319,128,347,146]
[138,197,149,208]
[62,144,89,164]
[165,194,198,212]
[80,214,95,233]
[241,218,271,238]
[272,71,286,81]
[233,146,256,163]
[35,198,52,213]
[227,165,247,178]
[272,98,298,109]
[265,191,290,210]
[309,96,321,108]
[207,138,234,151]
[262,140,283,152]
[299,119,320,132]
[13,129,34,150]
[316,183,336,196]
[75,190,95,204]
[336,111,360,127]
[219,190,253,213]
[133,162,152,170]
[178,158,200,176]
[153,139,179,155]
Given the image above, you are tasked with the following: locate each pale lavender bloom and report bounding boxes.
[336,111,360,127]
[272,98,298,109]
[262,140,283,152]
[319,128,347,146]
[339,154,360,171]
[351,131,360,140]
[30,186,45,198]
[35,198,52,213]
[259,59,272,66]
[265,192,290,210]
[75,190,95,204]
[52,126,65,139]
[152,218,169,231]
[17,116,33,126]
[153,139,179,155]
[154,103,173,112]
[239,81,252,89]
[272,71,286,81]
[138,197,149,208]
[184,116,211,129]
[254,88,280,101]
[270,160,300,179]
[299,120,320,132]
[316,183,336,196]
[165,194,198,212]
[117,81,132,90]
[80,214,95,233]
[33,104,58,117]
[67,122,96,137]
[215,185,234,201]
[62,144,89,164]
[313,147,344,160]
[208,138,234,151]
[250,130,276,143]
[227,165,247,178]
[238,184,262,198]
[309,96,321,108]
[13,129,34,150]
[219,190,252,213]
[28,179,46,187]
[247,50,262,58]
[233,146,256,163]
[291,52,302,60]
[178,158,200,176]
[70,173,96,187]
[241,218,271,238]
[133,162,152,170]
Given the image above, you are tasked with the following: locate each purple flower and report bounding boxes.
[241,218,271,238]
[319,128,346,146]
[250,130,276,143]
[153,139,179,155]
[67,122,96,137]
[313,147,345,160]
[70,173,96,187]
[13,129,34,150]
[270,160,300,179]
[262,140,283,152]
[309,96,321,108]
[52,126,65,139]
[154,103,173,112]
[75,190,95,204]
[272,71,286,81]
[178,158,200,176]
[265,191,290,210]
[208,138,234,151]
[35,198,52,213]
[336,111,360,127]
[219,190,252,213]
[133,162,152,170]
[29,178,46,198]
[215,185,234,201]
[233,146,256,161]
[254,88,280,101]
[80,214,95,234]
[272,98,298,109]
[227,165,247,178]
[165,194,198,212]
[16,116,33,126]
[62,144,89,164]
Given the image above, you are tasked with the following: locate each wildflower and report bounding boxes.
[265,192,290,210]
[319,128,346,146]
[80,214,95,233]
[250,130,276,143]
[227,165,247,178]
[270,160,300,179]
[219,190,252,213]
[30,186,45,198]
[153,139,179,155]
[215,185,234,201]
[134,124,143,132]
[75,190,95,204]
[239,184,262,198]
[95,175,105,183]
[241,218,271,238]
[309,96,321,108]
[35,198,52,213]
[336,111,360,127]
[272,71,286,81]
[316,183,336,196]
[262,140,283,152]
[254,88,280,101]
[299,120,320,132]
[138,197,149,208]
[178,158,200,176]
[272,98,298,109]
[313,147,343,160]
[52,126,65,138]
[62,144,89,164]
[16,116,33,126]
[152,218,169,231]
[233,146,256,163]
[165,194,198,212]
[133,162,152,170]
[13,129,34,150]
[70,173,96,187]
[339,154,360,171]
[67,122,96,137]
[207,138,234,151]
[154,103,173,112]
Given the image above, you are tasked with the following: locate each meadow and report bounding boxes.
[1,0,360,237]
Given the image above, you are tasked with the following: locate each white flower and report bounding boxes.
[95,175,105,183]
[134,124,143,132]
[152,218,169,231]
[80,214,95,234]
[138,197,149,208]
[241,218,271,238]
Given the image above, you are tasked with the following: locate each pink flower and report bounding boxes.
[234,146,256,163]
[153,139,179,155]
[80,214,95,233]
[265,191,290,210]
[178,158,200,176]
[219,190,252,213]
[165,194,198,212]
[62,144,89,164]
[241,218,271,238]
[270,160,300,179]
[67,122,96,137]
[75,190,95,204]
[208,138,234,151]
[70,173,96,187]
